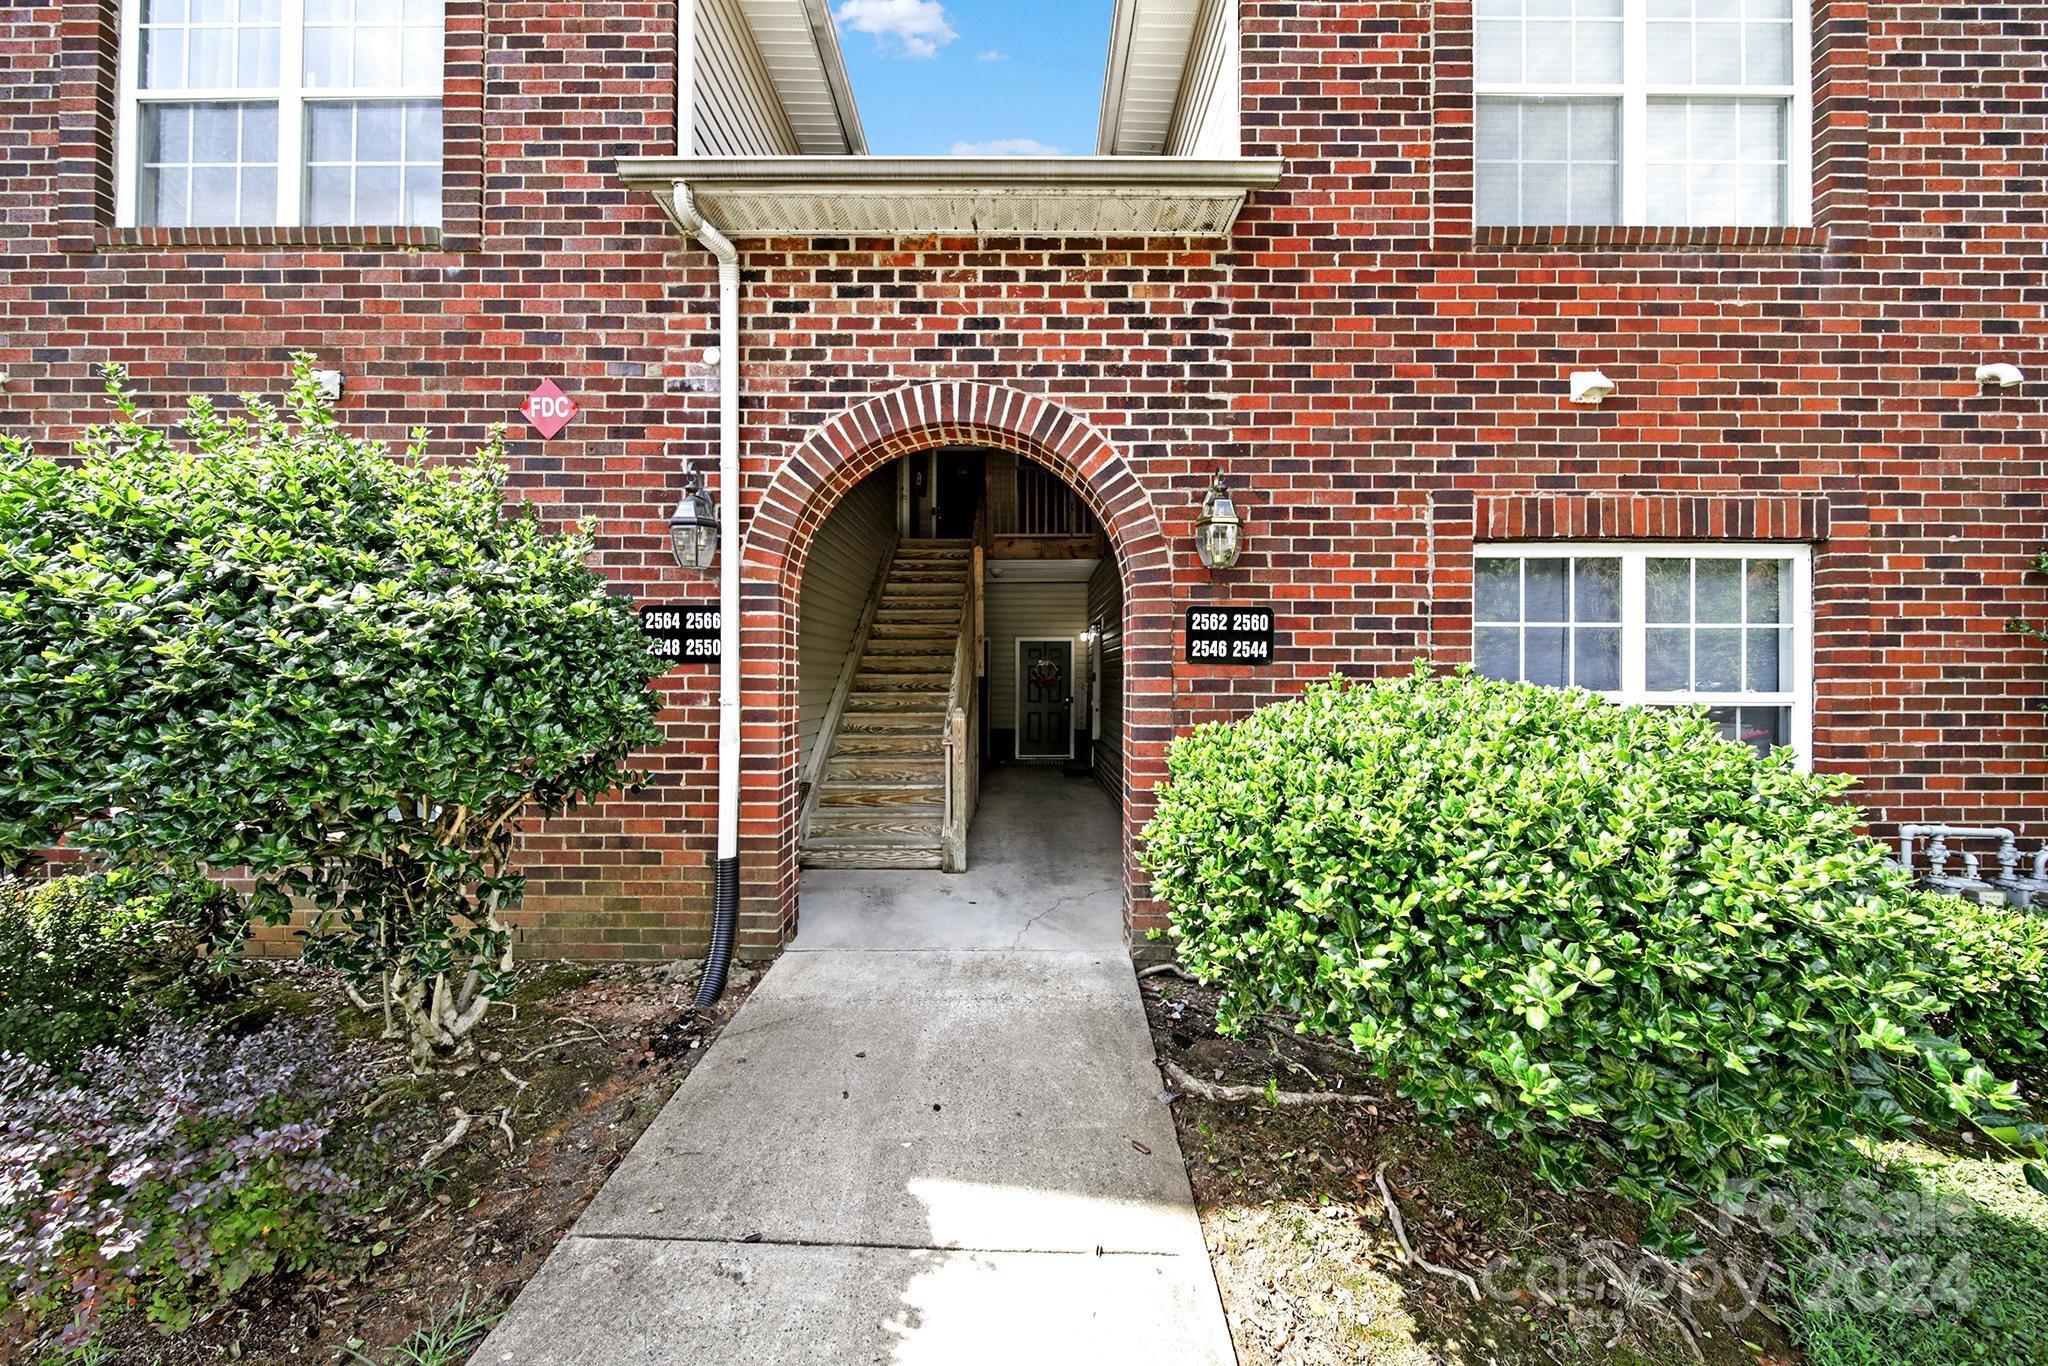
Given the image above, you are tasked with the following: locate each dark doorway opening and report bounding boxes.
[933,452,984,540]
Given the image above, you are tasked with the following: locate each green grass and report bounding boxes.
[343,1290,502,1366]
[1776,1138,2048,1366]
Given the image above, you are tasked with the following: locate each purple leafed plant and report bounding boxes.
[0,1014,372,1350]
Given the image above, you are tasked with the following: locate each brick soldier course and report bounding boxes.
[3,0,2045,959]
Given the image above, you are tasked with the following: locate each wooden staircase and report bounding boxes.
[801,541,977,870]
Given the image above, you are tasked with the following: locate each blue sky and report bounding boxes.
[831,0,1112,156]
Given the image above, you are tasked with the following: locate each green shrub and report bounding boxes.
[0,359,665,1068]
[0,868,239,1069]
[1923,894,2048,1069]
[1139,671,2013,1229]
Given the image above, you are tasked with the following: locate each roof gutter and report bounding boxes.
[623,155,1283,188]
[619,155,1284,239]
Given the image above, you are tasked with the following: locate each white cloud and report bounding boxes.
[834,0,957,59]
[977,49,1008,61]
[948,138,1065,157]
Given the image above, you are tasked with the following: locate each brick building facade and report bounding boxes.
[3,0,2044,959]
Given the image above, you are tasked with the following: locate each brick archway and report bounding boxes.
[736,382,1177,950]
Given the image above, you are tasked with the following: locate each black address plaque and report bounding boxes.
[640,604,721,665]
[1186,606,1276,664]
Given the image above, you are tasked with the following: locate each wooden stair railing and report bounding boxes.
[940,511,988,872]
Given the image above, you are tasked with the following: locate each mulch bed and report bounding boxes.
[78,958,759,1365]
[1141,970,1800,1366]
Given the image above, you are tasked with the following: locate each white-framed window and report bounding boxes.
[1472,543,1812,763]
[116,0,444,229]
[1474,0,1812,229]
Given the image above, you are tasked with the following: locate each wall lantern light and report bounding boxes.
[1569,370,1616,405]
[1976,362,2025,389]
[667,466,719,571]
[1194,470,1244,570]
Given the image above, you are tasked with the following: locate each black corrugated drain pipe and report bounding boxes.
[692,855,739,1010]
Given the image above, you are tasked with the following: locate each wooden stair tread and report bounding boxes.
[860,657,955,672]
[831,735,943,755]
[815,788,945,811]
[853,678,951,693]
[805,812,944,835]
[801,847,943,870]
[825,762,945,783]
[802,829,942,848]
[860,647,956,662]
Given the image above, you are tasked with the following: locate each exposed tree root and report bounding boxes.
[492,1104,517,1155]
[1583,1239,1708,1363]
[1375,1164,1482,1302]
[507,1019,609,1065]
[417,1109,475,1169]
[1159,1058,1378,1108]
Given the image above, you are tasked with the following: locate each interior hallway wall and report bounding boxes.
[1087,557,1125,801]
[796,473,897,774]
[986,573,1094,757]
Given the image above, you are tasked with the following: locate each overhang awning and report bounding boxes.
[614,156,1284,239]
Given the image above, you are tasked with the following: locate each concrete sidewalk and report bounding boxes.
[476,769,1233,1364]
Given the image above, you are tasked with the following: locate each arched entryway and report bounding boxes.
[736,383,1177,950]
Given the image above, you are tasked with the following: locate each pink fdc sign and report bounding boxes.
[521,379,578,439]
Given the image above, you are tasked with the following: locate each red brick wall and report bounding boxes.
[3,1,2044,958]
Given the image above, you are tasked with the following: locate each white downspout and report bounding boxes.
[670,182,743,1006]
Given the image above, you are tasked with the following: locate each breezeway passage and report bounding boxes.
[476,769,1232,1363]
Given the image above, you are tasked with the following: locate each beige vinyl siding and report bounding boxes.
[692,0,801,156]
[797,475,896,773]
[986,578,1091,735]
[1087,558,1124,800]
[1165,0,1238,157]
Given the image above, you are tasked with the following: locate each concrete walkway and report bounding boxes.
[477,767,1234,1365]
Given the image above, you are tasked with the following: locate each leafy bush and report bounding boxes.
[0,1015,370,1349]
[0,868,241,1069]
[1139,671,2013,1229]
[0,359,666,1066]
[1923,895,2048,1069]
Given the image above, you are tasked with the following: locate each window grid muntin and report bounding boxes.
[1475,98,1621,228]
[1644,97,1787,226]
[137,99,279,227]
[1475,554,1623,691]
[119,0,444,229]
[303,0,444,91]
[1472,0,1810,228]
[1645,0,1794,87]
[1641,554,1795,698]
[1474,0,1625,87]
[138,0,281,93]
[1473,543,1812,764]
[305,98,441,226]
